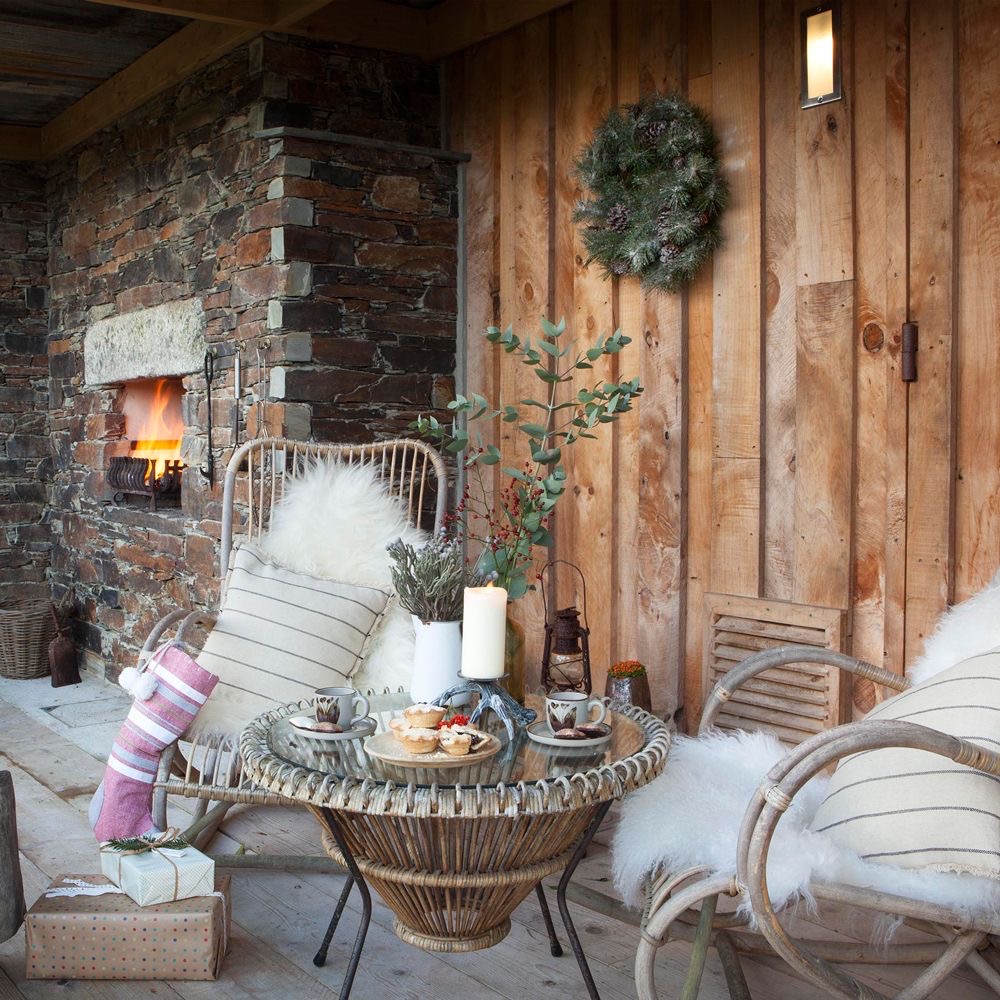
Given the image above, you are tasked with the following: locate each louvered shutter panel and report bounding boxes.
[703,594,848,743]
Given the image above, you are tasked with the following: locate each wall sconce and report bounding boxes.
[800,1,842,108]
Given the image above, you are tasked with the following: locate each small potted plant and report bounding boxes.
[387,535,485,703]
[605,660,652,713]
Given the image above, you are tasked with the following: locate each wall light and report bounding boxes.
[800,1,842,108]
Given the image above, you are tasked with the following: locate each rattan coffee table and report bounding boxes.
[240,693,670,999]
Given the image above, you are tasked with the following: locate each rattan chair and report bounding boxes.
[635,646,1000,1000]
[137,436,448,870]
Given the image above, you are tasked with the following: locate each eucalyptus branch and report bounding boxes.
[412,317,643,599]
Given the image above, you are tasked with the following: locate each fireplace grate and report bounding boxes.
[107,456,183,511]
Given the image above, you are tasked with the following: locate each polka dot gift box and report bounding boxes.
[25,874,230,981]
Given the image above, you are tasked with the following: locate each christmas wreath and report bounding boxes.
[574,92,727,293]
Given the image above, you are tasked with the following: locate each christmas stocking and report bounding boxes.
[89,643,218,842]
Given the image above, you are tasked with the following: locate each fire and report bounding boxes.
[124,378,183,479]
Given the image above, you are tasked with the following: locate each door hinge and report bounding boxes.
[901,322,918,382]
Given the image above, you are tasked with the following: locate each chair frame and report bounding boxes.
[635,645,1000,1000]
[137,436,448,868]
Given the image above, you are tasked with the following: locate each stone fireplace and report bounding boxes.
[0,33,459,679]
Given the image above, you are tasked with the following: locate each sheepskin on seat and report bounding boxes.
[612,568,1000,923]
[257,459,427,692]
[612,728,1000,923]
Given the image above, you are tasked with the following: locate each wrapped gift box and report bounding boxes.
[26,874,230,981]
[100,840,214,906]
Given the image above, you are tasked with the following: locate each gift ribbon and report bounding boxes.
[100,827,186,902]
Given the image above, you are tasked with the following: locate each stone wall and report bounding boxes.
[0,163,50,600]
[39,35,456,677]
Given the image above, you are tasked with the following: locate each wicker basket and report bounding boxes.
[0,599,55,680]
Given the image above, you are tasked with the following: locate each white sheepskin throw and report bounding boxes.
[908,566,1000,685]
[612,728,1000,924]
[258,459,428,692]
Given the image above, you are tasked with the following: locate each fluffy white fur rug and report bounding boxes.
[612,728,1000,924]
[907,566,1000,684]
[259,459,427,691]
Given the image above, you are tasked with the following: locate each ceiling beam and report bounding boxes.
[423,0,574,59]
[0,126,44,162]
[37,0,336,160]
[285,1,429,55]
[80,0,274,27]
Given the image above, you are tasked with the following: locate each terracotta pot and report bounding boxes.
[605,673,652,713]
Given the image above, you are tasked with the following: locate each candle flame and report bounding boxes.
[485,581,495,589]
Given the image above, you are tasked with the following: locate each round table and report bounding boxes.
[240,693,670,999]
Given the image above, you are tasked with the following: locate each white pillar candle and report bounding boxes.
[460,583,508,679]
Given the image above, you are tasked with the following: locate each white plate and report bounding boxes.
[525,720,613,749]
[365,730,502,768]
[288,715,376,741]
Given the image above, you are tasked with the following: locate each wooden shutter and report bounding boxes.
[703,594,849,743]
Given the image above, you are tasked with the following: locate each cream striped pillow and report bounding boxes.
[810,648,1000,879]
[193,545,391,737]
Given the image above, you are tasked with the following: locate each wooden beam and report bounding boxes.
[39,19,257,159]
[38,0,334,160]
[286,0,429,55]
[0,126,44,162]
[424,0,574,59]
[81,0,273,27]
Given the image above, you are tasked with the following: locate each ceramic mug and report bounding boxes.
[545,691,607,733]
[315,686,371,727]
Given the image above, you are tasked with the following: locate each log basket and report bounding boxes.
[0,598,55,680]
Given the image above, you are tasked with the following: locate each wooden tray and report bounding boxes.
[365,730,501,768]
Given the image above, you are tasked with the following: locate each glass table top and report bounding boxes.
[263,693,650,789]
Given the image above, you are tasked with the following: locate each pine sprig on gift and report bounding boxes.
[103,835,190,852]
[573,92,727,293]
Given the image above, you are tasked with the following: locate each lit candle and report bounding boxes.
[460,582,508,679]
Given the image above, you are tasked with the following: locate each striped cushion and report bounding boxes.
[193,545,391,737]
[809,648,1000,879]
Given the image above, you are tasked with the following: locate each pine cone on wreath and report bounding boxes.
[659,242,680,264]
[655,206,672,238]
[607,203,630,233]
[673,155,686,170]
[610,258,630,276]
[640,120,668,146]
[697,211,711,227]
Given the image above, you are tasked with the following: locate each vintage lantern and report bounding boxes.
[539,561,592,694]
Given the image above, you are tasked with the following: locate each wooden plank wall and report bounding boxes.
[446,0,1000,725]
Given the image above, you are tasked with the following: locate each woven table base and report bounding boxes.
[393,917,511,952]
[318,812,586,953]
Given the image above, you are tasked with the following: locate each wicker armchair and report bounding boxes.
[635,646,1000,1000]
[137,436,447,869]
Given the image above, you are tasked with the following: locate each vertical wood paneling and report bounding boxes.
[905,0,957,659]
[710,0,763,596]
[499,20,552,682]
[634,0,685,706]
[448,0,1000,729]
[460,37,502,530]
[762,0,798,602]
[683,1,714,726]
[881,0,911,683]
[554,0,616,691]
[792,281,854,607]
[955,0,1000,600]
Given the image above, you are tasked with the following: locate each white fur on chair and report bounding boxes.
[259,460,428,692]
[907,567,1000,684]
[612,728,1000,922]
[613,567,1000,923]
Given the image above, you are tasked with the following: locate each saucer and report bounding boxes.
[525,720,613,749]
[288,715,376,741]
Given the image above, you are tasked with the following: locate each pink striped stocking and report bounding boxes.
[90,644,218,842]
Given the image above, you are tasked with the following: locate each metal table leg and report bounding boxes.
[535,883,563,957]
[313,873,355,967]
[319,809,372,1000]
[557,800,613,1000]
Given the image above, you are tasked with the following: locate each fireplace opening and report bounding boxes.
[108,377,185,510]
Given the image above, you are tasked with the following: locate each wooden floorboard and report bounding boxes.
[0,678,997,999]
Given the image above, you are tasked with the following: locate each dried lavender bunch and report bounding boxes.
[387,534,486,623]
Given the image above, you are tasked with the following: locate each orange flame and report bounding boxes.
[126,378,183,479]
